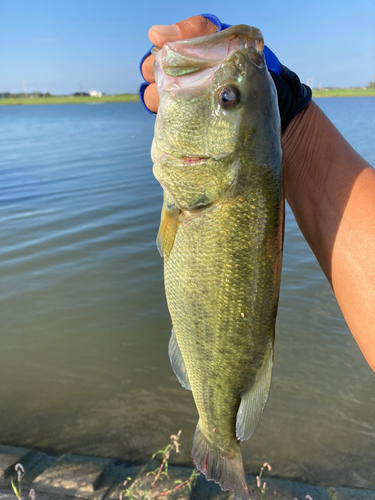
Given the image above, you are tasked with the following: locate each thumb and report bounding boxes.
[148,15,218,47]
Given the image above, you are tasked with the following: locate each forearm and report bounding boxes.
[282,101,375,371]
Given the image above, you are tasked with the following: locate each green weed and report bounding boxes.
[122,430,199,500]
[10,463,35,500]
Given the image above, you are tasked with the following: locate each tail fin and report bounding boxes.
[192,421,249,500]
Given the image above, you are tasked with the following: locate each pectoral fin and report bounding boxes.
[168,327,191,390]
[236,349,273,441]
[156,203,179,259]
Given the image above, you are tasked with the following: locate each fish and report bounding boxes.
[151,25,284,500]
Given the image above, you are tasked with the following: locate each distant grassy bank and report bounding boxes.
[312,88,375,98]
[0,94,139,106]
[1,88,375,105]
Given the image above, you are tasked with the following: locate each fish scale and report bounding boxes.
[165,192,276,439]
[151,25,283,500]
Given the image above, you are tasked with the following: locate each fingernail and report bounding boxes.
[151,25,179,36]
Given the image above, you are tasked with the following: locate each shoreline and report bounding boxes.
[0,94,139,106]
[0,444,374,500]
[313,88,375,98]
[1,89,375,106]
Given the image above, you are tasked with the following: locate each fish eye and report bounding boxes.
[217,86,240,110]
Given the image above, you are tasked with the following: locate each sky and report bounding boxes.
[1,0,374,95]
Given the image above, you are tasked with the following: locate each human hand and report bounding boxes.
[139,14,310,132]
[140,15,219,113]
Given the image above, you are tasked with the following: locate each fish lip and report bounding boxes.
[155,151,230,165]
[163,152,210,165]
[181,156,209,165]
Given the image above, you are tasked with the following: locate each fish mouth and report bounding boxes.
[154,150,230,166]
[181,156,209,165]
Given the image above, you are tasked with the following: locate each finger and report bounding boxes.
[148,15,218,47]
[141,54,155,84]
[144,83,159,113]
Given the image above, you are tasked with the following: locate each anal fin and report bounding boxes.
[156,200,179,259]
[236,349,273,441]
[168,327,191,390]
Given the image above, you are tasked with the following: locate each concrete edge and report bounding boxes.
[0,445,374,500]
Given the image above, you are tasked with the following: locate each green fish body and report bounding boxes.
[151,25,283,500]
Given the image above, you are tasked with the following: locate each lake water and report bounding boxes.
[0,98,374,489]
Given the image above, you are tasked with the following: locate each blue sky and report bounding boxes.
[1,0,374,94]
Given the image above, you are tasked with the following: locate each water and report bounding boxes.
[0,99,374,489]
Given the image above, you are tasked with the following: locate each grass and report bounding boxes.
[121,432,296,500]
[122,430,200,500]
[10,463,35,500]
[312,88,375,98]
[0,94,139,106]
[1,88,374,106]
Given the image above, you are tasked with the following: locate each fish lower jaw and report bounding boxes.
[154,152,211,166]
[181,156,208,165]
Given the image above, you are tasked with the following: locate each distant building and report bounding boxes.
[71,92,90,97]
[89,90,102,97]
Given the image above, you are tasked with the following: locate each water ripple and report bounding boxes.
[0,101,373,489]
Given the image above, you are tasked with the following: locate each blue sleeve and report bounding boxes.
[139,14,282,114]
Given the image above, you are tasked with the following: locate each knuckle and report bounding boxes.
[144,84,159,112]
[142,55,155,83]
[179,15,217,38]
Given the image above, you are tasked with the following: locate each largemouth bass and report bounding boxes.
[151,25,283,500]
